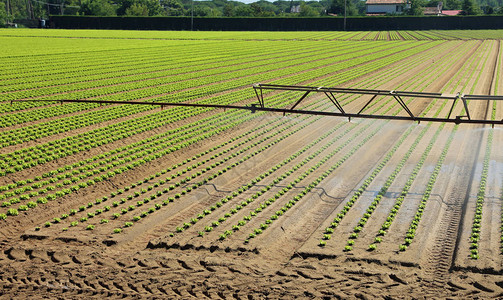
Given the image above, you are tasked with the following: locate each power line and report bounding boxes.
[31,0,80,8]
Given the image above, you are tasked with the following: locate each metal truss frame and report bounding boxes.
[253,84,503,125]
[10,84,503,126]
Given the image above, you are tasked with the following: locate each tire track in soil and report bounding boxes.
[450,39,501,269]
[421,40,497,288]
[289,40,477,262]
[143,42,452,255]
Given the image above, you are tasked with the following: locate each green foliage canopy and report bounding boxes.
[0,2,7,26]
[461,0,482,14]
[80,0,117,16]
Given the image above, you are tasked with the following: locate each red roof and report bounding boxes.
[442,10,462,15]
[366,0,405,4]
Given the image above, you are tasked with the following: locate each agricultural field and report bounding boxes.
[0,28,502,298]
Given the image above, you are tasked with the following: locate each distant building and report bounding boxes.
[424,3,462,15]
[366,0,409,15]
[366,0,462,15]
[423,7,442,15]
[441,10,462,15]
[290,5,301,13]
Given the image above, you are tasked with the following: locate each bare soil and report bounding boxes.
[1,39,502,299]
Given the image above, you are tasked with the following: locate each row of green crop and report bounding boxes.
[183,41,462,244]
[437,40,497,259]
[398,126,457,251]
[1,41,341,96]
[467,41,498,259]
[398,41,496,254]
[160,40,453,242]
[20,34,438,232]
[0,40,406,147]
[0,108,254,218]
[341,123,432,251]
[315,40,477,249]
[0,38,215,77]
[369,92,456,251]
[1,73,351,181]
[0,39,434,170]
[1,29,501,43]
[497,41,503,255]
[0,40,275,83]
[0,37,458,241]
[5,109,279,220]
[0,42,364,128]
[0,54,414,211]
[35,101,331,231]
[3,87,340,221]
[0,89,316,210]
[319,124,415,246]
[167,40,460,244]
[0,40,341,91]
[0,40,339,119]
[171,39,474,244]
[0,105,207,171]
[372,124,445,252]
[199,122,365,240]
[243,121,384,243]
[2,41,381,101]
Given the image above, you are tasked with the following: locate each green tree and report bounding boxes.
[406,0,426,15]
[328,0,357,16]
[125,3,149,15]
[80,0,117,16]
[481,5,494,13]
[299,1,320,16]
[162,0,184,15]
[255,0,278,15]
[223,4,234,16]
[461,0,481,14]
[250,3,263,16]
[63,0,81,15]
[117,0,162,16]
[0,2,7,26]
[234,5,253,16]
[445,0,462,9]
[187,5,219,16]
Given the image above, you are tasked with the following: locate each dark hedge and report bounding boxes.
[49,15,503,31]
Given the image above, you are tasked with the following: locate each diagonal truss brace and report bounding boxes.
[461,94,471,120]
[391,92,415,119]
[324,91,345,114]
[357,94,378,115]
[252,83,503,125]
[286,91,311,115]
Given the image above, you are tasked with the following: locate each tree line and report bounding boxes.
[1,0,502,26]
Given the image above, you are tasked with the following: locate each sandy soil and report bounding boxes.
[1,39,502,299]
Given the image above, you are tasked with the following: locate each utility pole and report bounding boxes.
[344,0,347,31]
[190,0,193,31]
[6,0,10,22]
[26,0,31,19]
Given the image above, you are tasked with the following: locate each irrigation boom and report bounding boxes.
[11,84,503,126]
